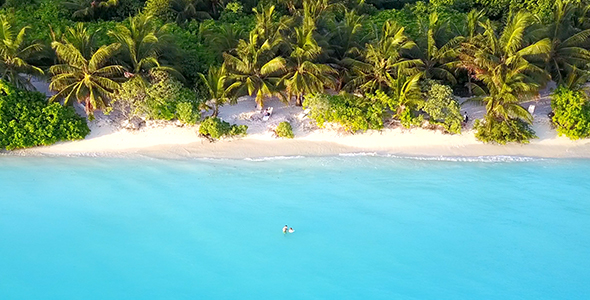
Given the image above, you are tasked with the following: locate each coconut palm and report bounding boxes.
[458,9,486,95]
[459,12,551,124]
[169,0,213,23]
[411,12,458,85]
[281,25,336,106]
[108,14,176,79]
[211,23,245,55]
[252,5,292,43]
[49,24,125,115]
[328,9,366,61]
[542,0,590,83]
[198,65,239,117]
[276,0,302,15]
[63,0,119,21]
[388,72,424,121]
[0,15,44,90]
[223,32,286,108]
[324,9,366,91]
[344,21,421,93]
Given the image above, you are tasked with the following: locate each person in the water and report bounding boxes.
[283,225,288,233]
[289,227,294,233]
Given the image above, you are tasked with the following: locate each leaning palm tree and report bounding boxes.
[49,24,125,115]
[223,32,286,108]
[459,12,551,126]
[198,65,239,117]
[281,25,336,106]
[108,14,176,79]
[344,21,421,93]
[0,15,44,91]
[542,0,590,84]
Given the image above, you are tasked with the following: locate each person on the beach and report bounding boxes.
[463,112,469,123]
[283,225,288,233]
[289,227,294,233]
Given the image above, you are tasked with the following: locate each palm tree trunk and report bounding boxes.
[467,72,472,96]
[295,94,303,106]
[212,104,219,117]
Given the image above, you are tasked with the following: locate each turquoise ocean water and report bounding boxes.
[0,155,589,299]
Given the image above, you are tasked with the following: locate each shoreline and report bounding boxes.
[8,127,590,160]
[4,95,590,160]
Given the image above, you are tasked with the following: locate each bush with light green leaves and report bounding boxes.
[0,81,90,150]
[423,83,462,134]
[473,116,536,144]
[303,93,385,133]
[275,121,294,139]
[198,117,247,140]
[551,86,590,140]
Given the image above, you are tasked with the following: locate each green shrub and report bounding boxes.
[551,86,590,140]
[366,89,423,128]
[198,117,247,139]
[423,83,462,134]
[0,81,90,150]
[303,93,385,132]
[275,121,294,138]
[176,102,198,125]
[114,73,202,124]
[473,116,536,144]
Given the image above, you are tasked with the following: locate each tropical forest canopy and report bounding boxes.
[1,0,590,146]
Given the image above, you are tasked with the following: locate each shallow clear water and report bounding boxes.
[0,156,589,299]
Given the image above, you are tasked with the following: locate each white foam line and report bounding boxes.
[243,155,306,162]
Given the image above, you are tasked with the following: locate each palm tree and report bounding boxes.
[198,65,239,117]
[300,0,341,30]
[63,0,119,21]
[459,12,551,125]
[388,72,424,124]
[458,9,486,95]
[211,23,245,55]
[411,12,458,85]
[0,15,44,90]
[281,25,336,106]
[108,14,176,79]
[276,0,302,15]
[325,9,366,91]
[252,5,292,43]
[49,24,125,115]
[328,9,366,61]
[542,0,590,84]
[344,21,421,93]
[169,0,212,23]
[223,32,286,108]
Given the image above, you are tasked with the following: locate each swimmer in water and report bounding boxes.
[283,225,288,233]
[289,227,294,233]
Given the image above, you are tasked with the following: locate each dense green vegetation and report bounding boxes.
[0,0,589,146]
[0,81,89,150]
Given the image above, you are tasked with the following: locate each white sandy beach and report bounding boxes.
[11,88,590,159]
